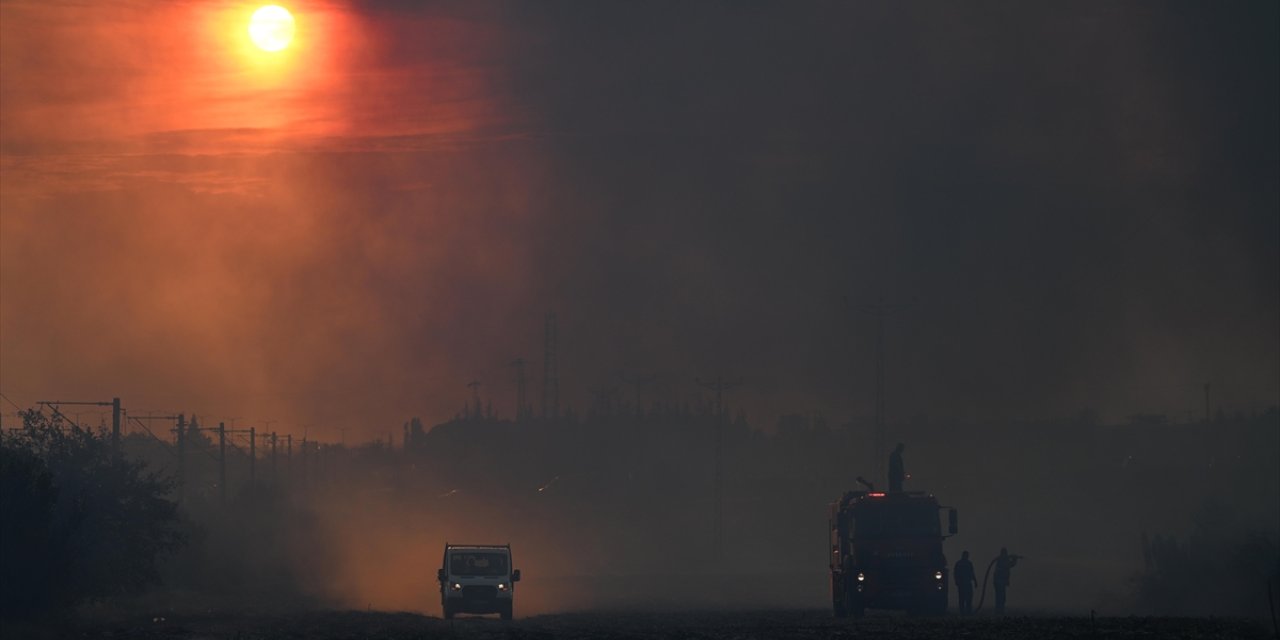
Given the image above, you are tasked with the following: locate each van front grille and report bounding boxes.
[461,585,497,600]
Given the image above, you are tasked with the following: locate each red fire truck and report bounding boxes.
[829,489,958,617]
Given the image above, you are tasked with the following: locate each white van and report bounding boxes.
[437,543,521,620]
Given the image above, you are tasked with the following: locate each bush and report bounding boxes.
[0,410,184,618]
[1135,500,1280,618]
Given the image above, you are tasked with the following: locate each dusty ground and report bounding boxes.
[6,609,1272,639]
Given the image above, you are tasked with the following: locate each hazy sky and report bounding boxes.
[2,1,1277,438]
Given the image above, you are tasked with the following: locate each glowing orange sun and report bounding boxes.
[248,5,295,52]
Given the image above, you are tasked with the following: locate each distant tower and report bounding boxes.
[467,380,482,420]
[542,313,559,419]
[511,358,528,422]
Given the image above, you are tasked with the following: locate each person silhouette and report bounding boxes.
[888,443,906,492]
[954,550,977,614]
[993,547,1020,614]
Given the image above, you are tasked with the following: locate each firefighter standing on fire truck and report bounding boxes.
[888,442,906,492]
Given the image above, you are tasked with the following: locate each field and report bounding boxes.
[9,609,1273,640]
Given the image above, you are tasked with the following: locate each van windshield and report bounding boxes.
[450,552,509,576]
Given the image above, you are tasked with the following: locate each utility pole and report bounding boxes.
[249,426,256,488]
[176,414,187,502]
[111,398,121,450]
[543,313,559,420]
[467,381,482,420]
[510,358,528,422]
[300,425,310,490]
[301,435,309,490]
[696,375,743,565]
[218,422,227,504]
[619,372,658,417]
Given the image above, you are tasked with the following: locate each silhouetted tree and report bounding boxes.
[0,410,184,618]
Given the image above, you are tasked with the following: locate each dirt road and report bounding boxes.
[12,609,1272,639]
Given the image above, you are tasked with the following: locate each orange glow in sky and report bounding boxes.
[0,0,529,430]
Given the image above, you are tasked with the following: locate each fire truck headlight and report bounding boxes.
[450,583,462,591]
[934,571,943,581]
[856,572,865,583]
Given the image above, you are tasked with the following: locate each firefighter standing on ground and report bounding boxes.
[954,550,977,614]
[993,547,1019,614]
[888,442,906,492]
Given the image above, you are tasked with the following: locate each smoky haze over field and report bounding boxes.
[102,409,1276,618]
[2,1,1276,431]
[1,0,1278,624]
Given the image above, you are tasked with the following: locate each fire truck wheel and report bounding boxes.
[933,592,949,616]
[849,595,865,618]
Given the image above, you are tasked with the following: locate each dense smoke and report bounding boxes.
[1,0,1277,625]
[99,408,1278,617]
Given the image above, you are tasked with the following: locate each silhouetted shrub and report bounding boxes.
[1135,500,1280,618]
[0,411,184,618]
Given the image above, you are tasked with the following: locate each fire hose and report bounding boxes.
[974,553,1024,613]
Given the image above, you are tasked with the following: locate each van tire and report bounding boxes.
[443,602,455,620]
[500,603,513,620]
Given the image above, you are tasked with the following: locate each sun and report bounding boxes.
[248,5,295,52]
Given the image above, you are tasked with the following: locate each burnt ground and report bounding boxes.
[5,610,1273,640]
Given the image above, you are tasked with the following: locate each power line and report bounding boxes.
[0,391,24,411]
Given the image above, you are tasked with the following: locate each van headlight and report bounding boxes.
[934,571,943,580]
[450,583,462,591]
[856,572,865,582]
[497,583,508,591]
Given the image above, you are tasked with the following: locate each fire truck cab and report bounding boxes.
[829,490,958,617]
